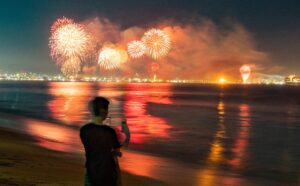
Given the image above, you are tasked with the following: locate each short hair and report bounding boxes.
[89,97,110,116]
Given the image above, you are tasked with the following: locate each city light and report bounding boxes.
[219,77,226,84]
[0,71,296,85]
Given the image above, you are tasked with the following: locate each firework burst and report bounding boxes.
[49,22,90,63]
[50,17,74,33]
[142,29,171,60]
[240,65,251,84]
[127,40,146,59]
[98,48,124,70]
[61,57,81,77]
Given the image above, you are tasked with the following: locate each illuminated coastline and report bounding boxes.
[285,75,300,84]
[0,71,291,85]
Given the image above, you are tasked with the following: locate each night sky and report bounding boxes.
[0,0,299,75]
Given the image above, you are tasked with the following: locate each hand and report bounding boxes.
[121,118,127,131]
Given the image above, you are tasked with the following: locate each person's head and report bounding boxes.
[89,97,110,119]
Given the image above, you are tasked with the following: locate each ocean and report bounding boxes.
[0,81,299,185]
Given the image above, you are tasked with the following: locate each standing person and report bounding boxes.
[80,97,122,186]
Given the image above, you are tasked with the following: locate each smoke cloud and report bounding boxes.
[81,17,270,81]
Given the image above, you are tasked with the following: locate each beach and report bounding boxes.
[0,127,167,186]
[1,82,300,185]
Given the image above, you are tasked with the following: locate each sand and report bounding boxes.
[0,127,167,186]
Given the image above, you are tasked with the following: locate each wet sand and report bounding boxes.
[0,127,167,186]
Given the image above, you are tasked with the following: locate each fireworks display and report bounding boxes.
[49,17,175,77]
[127,40,146,59]
[49,17,263,83]
[240,65,251,83]
[98,48,124,70]
[61,57,81,76]
[142,29,171,59]
[49,23,90,60]
[49,17,94,77]
[48,16,263,83]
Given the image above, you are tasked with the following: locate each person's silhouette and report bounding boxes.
[80,97,122,186]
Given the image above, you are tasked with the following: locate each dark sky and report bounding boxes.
[0,0,299,75]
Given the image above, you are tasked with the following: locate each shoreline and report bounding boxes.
[0,80,294,85]
[0,127,167,186]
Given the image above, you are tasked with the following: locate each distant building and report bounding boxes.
[285,75,300,84]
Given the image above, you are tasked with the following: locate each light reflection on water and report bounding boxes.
[197,96,228,186]
[207,99,226,165]
[124,83,172,144]
[228,104,251,168]
[197,99,251,186]
[24,118,80,152]
[0,82,300,185]
[47,82,93,125]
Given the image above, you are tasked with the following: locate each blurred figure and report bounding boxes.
[80,97,122,186]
